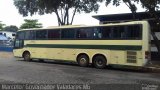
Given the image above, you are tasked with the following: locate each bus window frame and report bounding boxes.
[16,24,142,41]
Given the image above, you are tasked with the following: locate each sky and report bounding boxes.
[0,0,146,28]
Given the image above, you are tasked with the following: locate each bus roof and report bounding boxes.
[18,20,148,32]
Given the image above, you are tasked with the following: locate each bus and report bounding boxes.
[13,20,151,69]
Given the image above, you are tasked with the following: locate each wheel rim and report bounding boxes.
[96,59,103,66]
[24,53,30,61]
[80,58,87,64]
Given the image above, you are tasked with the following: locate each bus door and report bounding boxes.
[13,39,24,56]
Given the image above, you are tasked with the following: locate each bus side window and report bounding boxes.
[48,30,60,39]
[24,31,31,40]
[36,30,47,40]
[127,25,142,39]
[76,28,94,39]
[93,28,102,39]
[17,31,25,40]
[61,29,75,39]
[100,27,112,39]
[119,26,126,39]
[121,31,125,38]
[98,33,102,38]
[76,29,87,38]
[30,31,36,40]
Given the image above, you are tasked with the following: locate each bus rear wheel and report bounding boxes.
[23,52,31,61]
[93,55,107,69]
[77,55,89,67]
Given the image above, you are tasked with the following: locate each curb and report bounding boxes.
[142,67,160,73]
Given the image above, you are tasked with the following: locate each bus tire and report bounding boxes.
[93,55,107,69]
[77,55,89,67]
[23,52,31,61]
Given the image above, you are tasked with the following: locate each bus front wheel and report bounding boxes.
[23,52,31,61]
[93,55,107,69]
[77,55,89,67]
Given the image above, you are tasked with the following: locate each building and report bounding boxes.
[0,31,16,40]
[0,35,8,46]
[0,31,16,46]
[92,12,160,52]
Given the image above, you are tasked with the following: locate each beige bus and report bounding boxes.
[13,20,151,69]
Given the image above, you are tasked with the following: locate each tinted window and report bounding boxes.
[100,25,142,40]
[14,39,24,49]
[48,30,60,39]
[76,28,94,39]
[36,30,47,40]
[24,30,36,40]
[113,26,126,39]
[30,30,36,40]
[100,27,112,39]
[92,28,102,39]
[17,31,25,40]
[127,25,142,39]
[61,29,75,39]
[24,31,30,40]
[12,34,16,36]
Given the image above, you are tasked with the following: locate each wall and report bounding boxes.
[0,46,13,52]
[0,31,16,40]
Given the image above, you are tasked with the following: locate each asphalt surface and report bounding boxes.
[0,52,160,90]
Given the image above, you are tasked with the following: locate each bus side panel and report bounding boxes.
[13,49,24,58]
[109,50,126,65]
[54,48,76,61]
[109,50,144,66]
[53,49,111,63]
[21,48,58,60]
[31,48,49,59]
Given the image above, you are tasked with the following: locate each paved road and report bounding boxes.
[0,53,160,89]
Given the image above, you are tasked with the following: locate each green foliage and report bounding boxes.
[20,19,42,29]
[3,25,18,32]
[0,21,6,30]
[105,0,160,19]
[140,0,160,12]
[106,0,138,13]
[105,0,160,12]
[14,0,104,25]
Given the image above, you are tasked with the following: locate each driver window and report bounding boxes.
[14,40,23,48]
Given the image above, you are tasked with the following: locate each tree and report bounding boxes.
[106,0,139,18]
[3,25,18,32]
[106,0,160,19]
[20,19,42,29]
[0,21,6,30]
[106,0,160,53]
[14,0,104,26]
[140,0,160,54]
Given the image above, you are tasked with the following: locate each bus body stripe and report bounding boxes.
[25,44,142,50]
